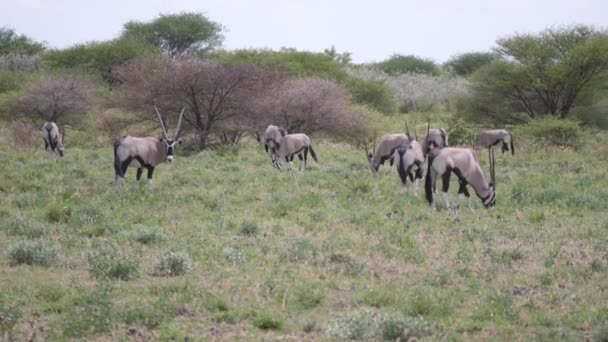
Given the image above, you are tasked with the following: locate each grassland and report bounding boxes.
[0,127,608,341]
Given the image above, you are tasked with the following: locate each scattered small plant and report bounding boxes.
[239,221,258,236]
[45,204,71,223]
[0,216,46,238]
[68,204,105,226]
[7,240,57,266]
[129,224,167,244]
[223,247,245,265]
[0,299,22,337]
[280,239,318,264]
[87,243,140,280]
[253,312,283,330]
[326,308,432,340]
[153,251,192,277]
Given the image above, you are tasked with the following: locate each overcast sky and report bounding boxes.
[1,0,606,63]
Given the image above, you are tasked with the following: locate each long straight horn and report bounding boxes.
[490,147,496,187]
[174,107,186,140]
[405,121,411,141]
[372,130,376,155]
[414,125,418,141]
[154,105,169,140]
[425,121,431,153]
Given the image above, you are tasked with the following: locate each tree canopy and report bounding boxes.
[0,27,45,56]
[462,25,608,122]
[444,52,497,76]
[121,12,224,57]
[375,54,439,76]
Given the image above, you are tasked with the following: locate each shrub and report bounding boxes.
[153,251,192,277]
[447,117,478,146]
[1,216,46,238]
[0,299,22,336]
[45,204,71,223]
[87,244,140,280]
[279,239,318,264]
[7,120,38,152]
[68,204,105,226]
[129,225,167,244]
[344,77,397,114]
[253,312,283,330]
[326,308,432,340]
[7,240,57,266]
[239,221,258,236]
[593,324,608,342]
[223,247,245,265]
[516,118,583,148]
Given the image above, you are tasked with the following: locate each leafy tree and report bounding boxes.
[344,77,397,114]
[43,39,158,84]
[323,46,352,64]
[465,25,608,122]
[214,48,349,81]
[0,27,45,56]
[444,52,497,76]
[375,54,439,76]
[121,12,224,57]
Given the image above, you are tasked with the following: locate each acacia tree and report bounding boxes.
[444,52,497,76]
[467,25,608,121]
[11,75,95,125]
[121,13,224,58]
[112,56,282,149]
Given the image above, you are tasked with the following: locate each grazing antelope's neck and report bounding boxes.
[469,165,492,199]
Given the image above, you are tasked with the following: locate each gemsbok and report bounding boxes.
[394,124,425,195]
[113,106,185,188]
[478,129,514,155]
[273,133,318,171]
[263,125,287,168]
[366,133,409,173]
[425,146,496,211]
[422,127,448,156]
[42,122,65,157]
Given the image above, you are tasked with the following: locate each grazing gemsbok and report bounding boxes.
[273,133,318,171]
[263,125,287,168]
[365,133,409,173]
[478,129,514,155]
[425,146,496,211]
[394,124,425,195]
[42,122,65,157]
[113,106,185,187]
[422,127,448,155]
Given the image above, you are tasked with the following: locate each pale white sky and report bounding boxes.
[0,0,605,63]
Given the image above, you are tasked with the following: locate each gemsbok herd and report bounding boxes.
[41,106,514,211]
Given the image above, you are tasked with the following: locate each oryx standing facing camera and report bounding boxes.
[113,106,185,188]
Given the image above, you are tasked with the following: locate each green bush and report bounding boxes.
[46,204,71,223]
[222,247,245,265]
[239,221,258,236]
[7,240,57,266]
[447,117,478,146]
[516,118,583,148]
[0,298,22,336]
[253,312,283,330]
[153,251,192,277]
[345,77,397,114]
[87,243,140,280]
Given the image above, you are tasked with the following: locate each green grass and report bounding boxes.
[0,127,607,340]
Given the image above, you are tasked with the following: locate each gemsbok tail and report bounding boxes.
[424,155,435,205]
[309,144,318,162]
[510,132,515,156]
[396,148,408,186]
[113,138,122,176]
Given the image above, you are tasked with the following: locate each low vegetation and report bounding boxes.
[0,119,607,340]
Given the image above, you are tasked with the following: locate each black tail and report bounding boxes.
[309,144,318,162]
[113,138,123,177]
[510,133,515,156]
[425,155,435,205]
[396,148,408,185]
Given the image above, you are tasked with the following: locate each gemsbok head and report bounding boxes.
[393,123,425,196]
[42,121,65,157]
[263,124,287,168]
[422,125,448,156]
[425,146,496,211]
[113,106,185,188]
[478,129,514,155]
